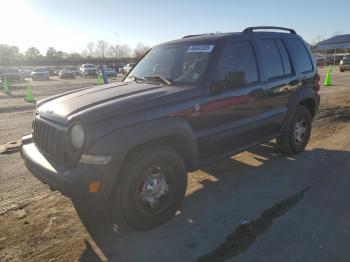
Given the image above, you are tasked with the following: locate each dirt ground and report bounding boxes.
[0,68,350,261]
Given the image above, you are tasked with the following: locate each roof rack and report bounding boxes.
[243,26,296,34]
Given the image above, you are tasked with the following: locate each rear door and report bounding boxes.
[256,36,299,132]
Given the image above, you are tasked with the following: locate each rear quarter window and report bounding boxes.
[288,39,313,73]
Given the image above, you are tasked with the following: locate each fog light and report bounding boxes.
[89,181,101,193]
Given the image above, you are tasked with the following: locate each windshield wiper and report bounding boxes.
[144,75,172,86]
[128,74,144,83]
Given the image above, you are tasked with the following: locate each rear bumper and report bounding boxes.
[60,74,75,79]
[20,135,115,204]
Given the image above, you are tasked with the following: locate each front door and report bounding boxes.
[196,39,268,157]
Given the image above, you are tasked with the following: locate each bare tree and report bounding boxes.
[107,44,119,57]
[86,42,95,57]
[332,30,342,37]
[0,44,23,64]
[81,50,88,58]
[119,44,132,58]
[134,42,149,59]
[310,35,325,47]
[46,47,58,57]
[24,47,41,60]
[107,44,132,58]
[96,39,108,58]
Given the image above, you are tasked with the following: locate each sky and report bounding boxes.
[1,0,349,54]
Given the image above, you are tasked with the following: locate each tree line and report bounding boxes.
[0,40,150,65]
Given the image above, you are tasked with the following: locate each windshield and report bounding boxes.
[342,59,350,64]
[124,43,214,86]
[84,64,95,68]
[5,69,19,73]
[33,68,48,72]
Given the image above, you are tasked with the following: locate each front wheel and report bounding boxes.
[112,146,187,230]
[277,105,312,154]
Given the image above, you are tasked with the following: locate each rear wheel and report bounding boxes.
[277,105,312,154]
[112,146,187,230]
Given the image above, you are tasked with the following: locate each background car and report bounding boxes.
[22,69,33,78]
[67,67,80,76]
[80,64,97,77]
[49,67,60,76]
[0,68,24,82]
[340,58,350,72]
[59,68,75,79]
[31,67,49,80]
[53,68,62,76]
[100,67,117,77]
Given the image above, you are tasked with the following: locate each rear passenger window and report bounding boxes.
[275,39,292,75]
[259,39,284,79]
[288,39,313,73]
[217,41,259,89]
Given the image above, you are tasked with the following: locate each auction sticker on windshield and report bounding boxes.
[187,45,214,53]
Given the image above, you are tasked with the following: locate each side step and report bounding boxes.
[198,133,280,168]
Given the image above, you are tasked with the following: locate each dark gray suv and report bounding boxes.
[21,26,320,230]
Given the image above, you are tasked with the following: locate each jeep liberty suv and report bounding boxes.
[21,26,320,230]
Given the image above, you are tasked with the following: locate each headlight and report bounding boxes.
[70,123,85,150]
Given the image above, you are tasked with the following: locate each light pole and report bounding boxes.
[114,32,120,45]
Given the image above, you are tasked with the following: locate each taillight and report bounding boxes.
[313,72,320,92]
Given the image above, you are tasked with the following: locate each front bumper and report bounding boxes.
[60,74,75,79]
[32,74,49,80]
[83,71,97,76]
[340,65,350,71]
[20,135,114,204]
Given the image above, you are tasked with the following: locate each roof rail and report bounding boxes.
[243,26,296,34]
[182,33,213,39]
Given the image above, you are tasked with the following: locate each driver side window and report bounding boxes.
[216,41,259,90]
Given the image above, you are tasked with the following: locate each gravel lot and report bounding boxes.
[1,68,350,261]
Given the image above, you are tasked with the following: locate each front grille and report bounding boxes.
[32,117,67,163]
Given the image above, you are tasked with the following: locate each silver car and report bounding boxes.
[31,68,49,80]
[340,58,350,72]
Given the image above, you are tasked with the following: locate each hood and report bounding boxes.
[3,73,20,77]
[32,71,48,75]
[37,82,197,124]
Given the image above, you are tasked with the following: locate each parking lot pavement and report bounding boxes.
[1,68,350,261]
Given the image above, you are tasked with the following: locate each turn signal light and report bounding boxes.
[89,181,101,193]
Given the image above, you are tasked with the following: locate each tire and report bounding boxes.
[277,105,312,154]
[112,146,187,230]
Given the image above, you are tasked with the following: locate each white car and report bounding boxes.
[340,58,350,72]
[80,64,97,77]
[31,68,49,81]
